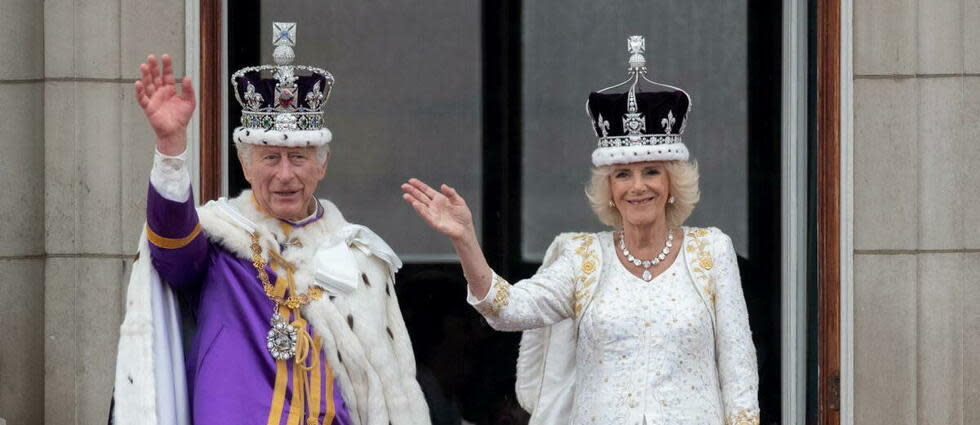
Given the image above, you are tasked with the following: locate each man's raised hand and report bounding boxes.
[134,54,196,155]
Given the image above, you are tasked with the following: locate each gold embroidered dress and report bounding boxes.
[467,228,759,425]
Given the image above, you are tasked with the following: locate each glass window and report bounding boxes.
[255,1,483,261]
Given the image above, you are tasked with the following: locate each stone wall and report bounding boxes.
[1,1,185,424]
[852,0,980,424]
[0,0,47,424]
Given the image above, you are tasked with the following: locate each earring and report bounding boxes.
[608,200,615,207]
[668,196,675,204]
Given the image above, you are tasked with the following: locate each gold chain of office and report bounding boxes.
[249,233,324,309]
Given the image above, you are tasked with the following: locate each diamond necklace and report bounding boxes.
[618,230,674,282]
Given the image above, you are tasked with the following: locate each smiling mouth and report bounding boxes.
[272,190,301,199]
[626,196,655,206]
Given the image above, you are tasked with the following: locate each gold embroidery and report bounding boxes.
[726,409,760,425]
[686,228,716,306]
[689,227,710,237]
[486,274,511,317]
[571,233,599,318]
[582,258,596,275]
[573,276,596,318]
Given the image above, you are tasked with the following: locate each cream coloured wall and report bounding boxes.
[44,0,186,419]
[0,1,185,424]
[852,0,980,424]
[0,0,46,424]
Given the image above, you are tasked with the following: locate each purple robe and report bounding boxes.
[146,184,352,425]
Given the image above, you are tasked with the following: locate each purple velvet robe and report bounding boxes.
[146,184,352,425]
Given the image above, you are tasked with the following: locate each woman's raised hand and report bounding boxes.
[401,178,476,242]
[134,54,196,156]
[402,178,493,296]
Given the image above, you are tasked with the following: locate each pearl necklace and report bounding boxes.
[618,230,674,282]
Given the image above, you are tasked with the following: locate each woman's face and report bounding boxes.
[608,161,670,228]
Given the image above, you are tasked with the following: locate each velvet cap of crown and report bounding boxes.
[587,35,692,167]
[231,22,334,147]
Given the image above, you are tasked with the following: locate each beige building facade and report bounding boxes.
[0,0,977,424]
[0,1,185,423]
[851,0,980,423]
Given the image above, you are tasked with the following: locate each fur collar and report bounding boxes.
[198,191,338,299]
[194,190,428,425]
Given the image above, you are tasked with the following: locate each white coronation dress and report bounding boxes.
[468,229,759,425]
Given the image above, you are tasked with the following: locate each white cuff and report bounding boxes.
[150,148,191,202]
[466,273,498,306]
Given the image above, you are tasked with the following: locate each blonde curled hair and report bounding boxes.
[585,160,700,229]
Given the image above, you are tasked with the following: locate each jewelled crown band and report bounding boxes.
[587,35,693,167]
[231,22,335,147]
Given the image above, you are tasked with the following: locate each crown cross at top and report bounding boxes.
[273,22,296,47]
[272,22,297,66]
[627,35,646,72]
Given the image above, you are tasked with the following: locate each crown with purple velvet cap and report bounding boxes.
[587,36,693,167]
[231,22,334,147]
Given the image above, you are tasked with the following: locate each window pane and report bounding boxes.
[521,0,749,260]
[258,1,482,261]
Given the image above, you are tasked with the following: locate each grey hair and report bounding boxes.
[234,141,331,167]
[585,160,700,229]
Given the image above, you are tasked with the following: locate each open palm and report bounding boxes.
[401,178,475,241]
[134,54,196,152]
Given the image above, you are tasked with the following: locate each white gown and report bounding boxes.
[468,229,759,425]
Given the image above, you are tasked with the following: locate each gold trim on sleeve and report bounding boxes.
[486,274,511,317]
[145,223,202,249]
[726,409,760,425]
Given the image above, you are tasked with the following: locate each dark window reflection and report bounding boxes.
[397,266,529,424]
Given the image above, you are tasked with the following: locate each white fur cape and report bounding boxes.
[113,192,431,425]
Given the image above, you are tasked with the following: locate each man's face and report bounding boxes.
[241,145,327,221]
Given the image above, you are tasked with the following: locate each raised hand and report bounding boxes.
[134,54,196,155]
[401,178,476,242]
[402,178,493,297]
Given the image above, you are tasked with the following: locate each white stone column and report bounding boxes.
[42,0,186,424]
[0,0,46,424]
[852,0,980,424]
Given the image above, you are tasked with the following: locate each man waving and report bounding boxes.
[113,23,430,425]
